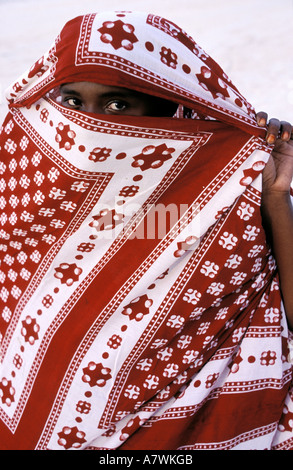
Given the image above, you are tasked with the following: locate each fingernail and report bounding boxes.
[282,131,290,141]
[267,134,275,144]
[259,118,266,126]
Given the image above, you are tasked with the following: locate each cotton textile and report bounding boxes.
[0,11,292,450]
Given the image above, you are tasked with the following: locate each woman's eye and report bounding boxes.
[107,100,127,112]
[65,97,81,107]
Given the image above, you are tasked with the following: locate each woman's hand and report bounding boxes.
[262,139,293,195]
[256,111,293,194]
[256,111,292,145]
[257,112,293,329]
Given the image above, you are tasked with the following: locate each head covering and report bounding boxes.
[7,11,262,132]
[0,11,292,450]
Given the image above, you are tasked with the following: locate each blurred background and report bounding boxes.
[0,0,293,123]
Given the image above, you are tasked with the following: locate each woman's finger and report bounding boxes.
[279,121,293,141]
[266,118,281,144]
[256,111,268,127]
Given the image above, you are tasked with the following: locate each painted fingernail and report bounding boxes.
[267,134,275,144]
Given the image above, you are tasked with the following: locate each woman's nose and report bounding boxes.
[83,102,102,114]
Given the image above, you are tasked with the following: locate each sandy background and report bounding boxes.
[0,0,293,124]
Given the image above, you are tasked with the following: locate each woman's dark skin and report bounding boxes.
[257,112,293,329]
[59,82,178,116]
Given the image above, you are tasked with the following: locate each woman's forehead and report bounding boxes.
[60,82,144,98]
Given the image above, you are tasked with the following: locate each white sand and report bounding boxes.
[0,0,293,123]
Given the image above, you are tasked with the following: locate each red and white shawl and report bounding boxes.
[0,11,292,450]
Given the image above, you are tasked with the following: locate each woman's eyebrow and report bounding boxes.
[60,86,82,96]
[99,90,136,99]
[59,85,141,100]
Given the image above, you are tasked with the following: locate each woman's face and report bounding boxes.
[59,82,178,117]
